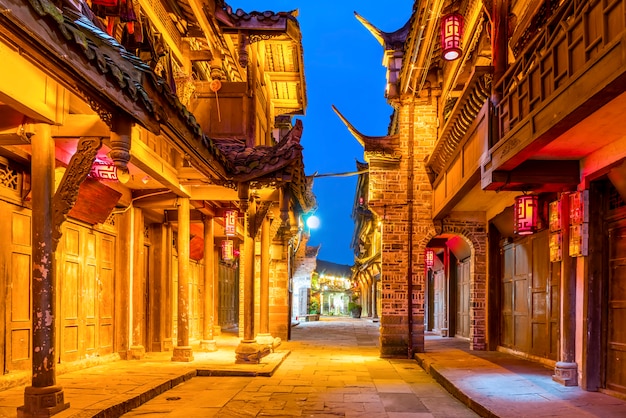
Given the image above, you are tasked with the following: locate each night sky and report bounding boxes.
[234,1,415,265]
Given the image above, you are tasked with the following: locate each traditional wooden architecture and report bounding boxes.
[0,0,312,415]
[350,160,381,319]
[347,0,626,397]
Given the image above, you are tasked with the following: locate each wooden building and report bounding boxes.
[0,0,313,415]
[347,0,626,397]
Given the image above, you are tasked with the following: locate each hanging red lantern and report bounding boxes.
[89,160,119,181]
[441,12,463,61]
[515,195,539,235]
[425,248,435,268]
[222,239,234,261]
[224,210,237,236]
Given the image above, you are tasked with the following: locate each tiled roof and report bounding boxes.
[316,260,353,278]
[214,120,303,182]
[221,6,300,29]
[25,0,234,173]
[21,0,314,205]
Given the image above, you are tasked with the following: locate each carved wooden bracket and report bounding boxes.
[249,201,271,239]
[52,137,103,250]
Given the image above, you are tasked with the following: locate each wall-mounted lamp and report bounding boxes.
[425,248,435,268]
[222,239,234,261]
[514,195,539,235]
[224,210,238,236]
[441,12,464,61]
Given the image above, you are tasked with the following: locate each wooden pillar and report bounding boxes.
[259,216,271,333]
[129,207,146,359]
[235,189,270,363]
[492,0,509,104]
[371,271,378,319]
[242,208,255,342]
[18,124,69,416]
[163,224,174,350]
[172,197,194,362]
[200,216,217,351]
[257,215,279,347]
[149,224,171,351]
[553,193,578,385]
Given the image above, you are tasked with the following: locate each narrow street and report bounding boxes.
[122,317,478,417]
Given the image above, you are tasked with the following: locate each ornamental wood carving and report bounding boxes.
[52,136,103,250]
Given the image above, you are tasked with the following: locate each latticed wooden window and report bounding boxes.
[0,156,22,203]
[609,182,626,211]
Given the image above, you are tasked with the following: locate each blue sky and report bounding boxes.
[234,1,415,265]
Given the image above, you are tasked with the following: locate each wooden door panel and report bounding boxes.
[5,209,32,371]
[9,251,31,370]
[456,261,470,338]
[59,224,116,362]
[99,235,115,353]
[61,259,80,361]
[607,226,626,395]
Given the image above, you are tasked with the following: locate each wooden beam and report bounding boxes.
[51,114,110,138]
[190,50,213,62]
[188,185,239,201]
[164,209,205,223]
[483,160,580,191]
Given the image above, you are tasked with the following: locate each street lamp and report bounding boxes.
[306,214,320,229]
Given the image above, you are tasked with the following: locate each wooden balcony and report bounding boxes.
[482,0,626,191]
[427,68,491,219]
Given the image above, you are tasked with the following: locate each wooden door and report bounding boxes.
[529,231,559,359]
[3,206,32,371]
[607,220,626,394]
[59,222,115,362]
[433,270,446,333]
[98,235,115,354]
[501,240,530,351]
[218,263,238,328]
[501,231,557,357]
[456,260,470,338]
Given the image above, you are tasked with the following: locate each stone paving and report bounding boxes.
[5,316,626,417]
[121,318,478,417]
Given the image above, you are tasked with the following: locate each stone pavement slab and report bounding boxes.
[415,335,626,417]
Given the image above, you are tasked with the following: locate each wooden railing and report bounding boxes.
[495,0,626,143]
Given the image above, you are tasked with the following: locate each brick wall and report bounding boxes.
[367,97,489,355]
[369,98,437,357]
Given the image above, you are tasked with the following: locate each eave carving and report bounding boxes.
[52,136,103,250]
[427,68,492,178]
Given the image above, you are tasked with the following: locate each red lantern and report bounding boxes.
[89,160,119,181]
[515,195,539,235]
[425,248,435,268]
[224,210,237,236]
[222,239,234,261]
[441,13,463,61]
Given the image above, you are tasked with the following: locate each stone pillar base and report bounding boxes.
[163,338,174,351]
[213,325,222,336]
[17,385,69,417]
[129,345,146,360]
[553,361,578,386]
[200,339,217,352]
[171,346,194,362]
[235,340,271,364]
[256,333,281,351]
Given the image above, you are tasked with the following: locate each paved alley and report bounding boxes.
[122,317,477,417]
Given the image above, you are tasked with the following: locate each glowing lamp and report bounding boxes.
[441,13,463,61]
[425,249,435,268]
[221,239,234,261]
[514,195,539,235]
[306,214,320,229]
[224,210,237,236]
[89,160,118,181]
